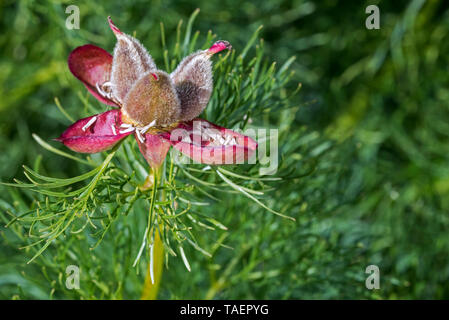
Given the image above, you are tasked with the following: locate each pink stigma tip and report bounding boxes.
[108,16,122,35]
[208,40,232,54]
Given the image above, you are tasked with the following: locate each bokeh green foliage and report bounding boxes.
[0,0,449,299]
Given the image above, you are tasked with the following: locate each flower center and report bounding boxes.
[118,121,157,143]
[121,71,181,128]
[95,70,181,143]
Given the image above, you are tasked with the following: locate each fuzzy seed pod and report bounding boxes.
[171,40,231,122]
[122,71,180,127]
[170,51,213,122]
[108,17,157,103]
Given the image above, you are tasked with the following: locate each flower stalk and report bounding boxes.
[141,164,165,300]
[141,229,164,300]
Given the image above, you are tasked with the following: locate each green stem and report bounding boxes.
[141,165,165,300]
[140,229,164,300]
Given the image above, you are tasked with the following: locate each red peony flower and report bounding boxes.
[57,17,257,168]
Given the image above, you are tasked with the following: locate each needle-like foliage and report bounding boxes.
[0,10,306,299]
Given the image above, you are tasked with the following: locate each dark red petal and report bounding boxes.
[162,119,257,165]
[68,44,119,107]
[56,110,131,153]
[136,133,171,169]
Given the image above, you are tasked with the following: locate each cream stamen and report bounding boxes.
[139,120,157,134]
[119,126,135,134]
[136,129,145,143]
[82,116,97,132]
[134,120,157,143]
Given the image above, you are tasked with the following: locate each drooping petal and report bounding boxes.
[56,110,132,153]
[68,44,118,107]
[108,17,157,103]
[162,119,257,165]
[170,41,231,122]
[136,133,171,169]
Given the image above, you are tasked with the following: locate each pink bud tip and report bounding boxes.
[151,73,159,81]
[108,16,122,36]
[208,40,232,54]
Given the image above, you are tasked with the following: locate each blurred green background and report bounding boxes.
[1,0,449,299]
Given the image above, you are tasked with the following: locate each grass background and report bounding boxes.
[1,0,449,299]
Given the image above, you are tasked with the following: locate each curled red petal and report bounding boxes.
[108,16,123,36]
[162,119,257,165]
[68,44,119,107]
[56,110,131,153]
[136,133,171,169]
